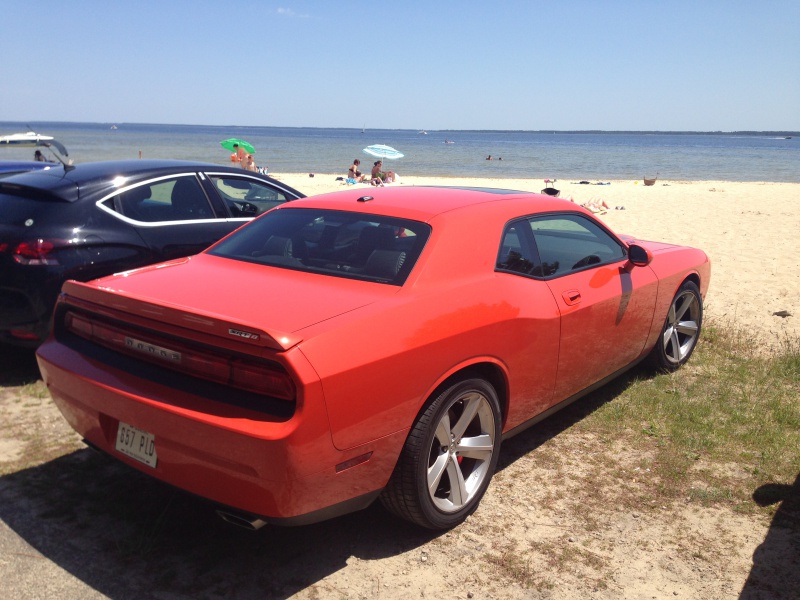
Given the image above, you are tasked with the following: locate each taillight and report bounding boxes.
[65,312,295,400]
[9,329,41,341]
[11,239,63,265]
[230,358,296,398]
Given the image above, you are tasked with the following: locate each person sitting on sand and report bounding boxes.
[348,159,365,183]
[371,160,397,184]
[577,198,609,214]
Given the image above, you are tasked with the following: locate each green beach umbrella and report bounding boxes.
[220,138,256,154]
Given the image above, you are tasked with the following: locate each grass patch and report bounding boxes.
[578,319,800,512]
[19,380,49,400]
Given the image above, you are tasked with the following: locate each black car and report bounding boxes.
[0,159,304,347]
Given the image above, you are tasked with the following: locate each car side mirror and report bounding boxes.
[627,243,652,267]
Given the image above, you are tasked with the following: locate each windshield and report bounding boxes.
[209,207,431,285]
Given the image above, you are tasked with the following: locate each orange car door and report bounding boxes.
[530,214,659,402]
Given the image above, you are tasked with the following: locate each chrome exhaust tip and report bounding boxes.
[216,509,268,531]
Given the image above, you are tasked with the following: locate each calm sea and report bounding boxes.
[2,121,798,182]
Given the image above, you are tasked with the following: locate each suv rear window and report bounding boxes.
[209,207,430,285]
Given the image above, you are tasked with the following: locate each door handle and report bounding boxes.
[562,289,581,306]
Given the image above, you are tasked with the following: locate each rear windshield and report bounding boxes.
[0,192,74,227]
[208,207,431,285]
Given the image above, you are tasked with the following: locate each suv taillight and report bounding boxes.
[11,239,63,265]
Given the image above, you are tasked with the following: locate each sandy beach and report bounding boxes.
[273,174,800,346]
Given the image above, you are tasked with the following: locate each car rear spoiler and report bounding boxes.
[61,280,302,351]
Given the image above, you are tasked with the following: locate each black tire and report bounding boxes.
[649,280,703,371]
[380,378,502,529]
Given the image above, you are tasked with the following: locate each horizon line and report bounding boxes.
[2,120,798,136]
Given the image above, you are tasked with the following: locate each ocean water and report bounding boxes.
[2,121,798,182]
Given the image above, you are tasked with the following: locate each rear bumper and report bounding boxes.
[36,339,406,523]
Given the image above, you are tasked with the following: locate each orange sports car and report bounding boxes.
[37,187,710,530]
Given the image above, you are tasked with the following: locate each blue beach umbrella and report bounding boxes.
[363,144,404,161]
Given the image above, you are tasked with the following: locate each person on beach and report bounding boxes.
[231,143,248,168]
[244,154,257,172]
[576,198,609,214]
[348,159,365,183]
[371,160,397,185]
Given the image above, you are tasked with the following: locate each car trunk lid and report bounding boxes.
[61,253,401,351]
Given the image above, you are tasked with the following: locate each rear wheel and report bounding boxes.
[650,280,703,371]
[381,378,501,529]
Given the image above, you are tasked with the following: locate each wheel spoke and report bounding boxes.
[674,294,695,322]
[676,319,698,337]
[667,302,677,326]
[434,413,451,447]
[444,454,467,507]
[427,452,449,495]
[456,433,494,461]
[668,328,681,361]
[661,325,674,349]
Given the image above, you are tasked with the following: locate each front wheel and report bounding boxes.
[380,378,502,529]
[649,280,703,371]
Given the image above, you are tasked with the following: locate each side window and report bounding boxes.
[110,177,212,222]
[209,175,290,217]
[496,222,541,276]
[529,214,626,276]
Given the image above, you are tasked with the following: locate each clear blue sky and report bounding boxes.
[4,0,798,131]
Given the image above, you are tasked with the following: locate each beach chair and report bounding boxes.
[541,185,560,196]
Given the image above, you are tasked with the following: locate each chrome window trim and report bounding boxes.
[95,172,222,226]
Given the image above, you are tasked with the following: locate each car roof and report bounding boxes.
[0,159,221,186]
[279,185,578,222]
[0,160,61,173]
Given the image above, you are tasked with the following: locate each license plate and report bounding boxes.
[115,421,158,468]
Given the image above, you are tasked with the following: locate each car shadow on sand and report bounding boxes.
[739,472,800,599]
[0,448,440,599]
[496,368,635,472]
[0,345,41,386]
